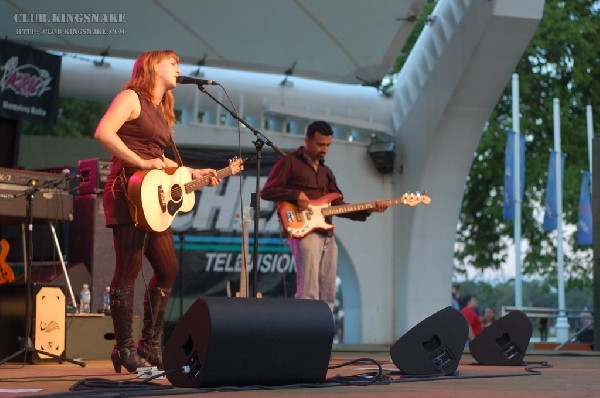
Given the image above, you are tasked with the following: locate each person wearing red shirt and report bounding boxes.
[461,295,483,340]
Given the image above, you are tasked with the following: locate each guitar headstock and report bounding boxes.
[229,157,245,175]
[402,192,431,206]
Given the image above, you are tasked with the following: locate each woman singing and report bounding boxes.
[94,49,220,373]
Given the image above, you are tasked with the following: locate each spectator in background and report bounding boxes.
[481,306,498,328]
[451,284,461,310]
[580,306,593,329]
[461,295,483,340]
[538,316,549,342]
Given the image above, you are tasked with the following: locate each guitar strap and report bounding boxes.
[170,137,184,167]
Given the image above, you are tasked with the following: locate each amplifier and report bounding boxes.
[0,167,73,223]
[0,167,69,190]
[77,158,110,195]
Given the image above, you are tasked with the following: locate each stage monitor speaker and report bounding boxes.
[163,297,335,388]
[390,306,468,376]
[0,283,66,363]
[469,310,532,365]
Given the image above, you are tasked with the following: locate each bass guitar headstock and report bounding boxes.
[401,191,431,206]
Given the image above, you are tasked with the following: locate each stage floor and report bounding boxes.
[0,346,598,397]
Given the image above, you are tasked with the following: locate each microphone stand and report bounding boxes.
[194,83,285,298]
[177,231,184,318]
[0,180,85,367]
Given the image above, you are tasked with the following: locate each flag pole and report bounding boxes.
[587,104,593,183]
[553,98,569,343]
[512,73,523,307]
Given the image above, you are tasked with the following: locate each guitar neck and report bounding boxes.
[239,223,249,297]
[321,197,407,217]
[184,166,234,194]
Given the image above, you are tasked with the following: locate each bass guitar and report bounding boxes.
[0,239,15,284]
[127,157,244,232]
[278,191,431,238]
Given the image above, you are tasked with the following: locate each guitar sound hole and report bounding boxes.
[171,184,182,202]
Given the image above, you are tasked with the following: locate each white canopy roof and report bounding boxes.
[0,0,427,85]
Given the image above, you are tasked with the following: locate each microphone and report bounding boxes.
[62,168,83,181]
[176,76,218,86]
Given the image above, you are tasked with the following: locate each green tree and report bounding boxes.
[388,1,599,290]
[458,0,599,290]
[21,97,107,138]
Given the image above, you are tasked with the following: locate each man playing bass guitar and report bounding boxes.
[260,121,388,312]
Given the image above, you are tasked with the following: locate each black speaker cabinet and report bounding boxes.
[0,117,20,168]
[469,310,532,365]
[390,306,468,376]
[0,283,66,363]
[163,297,335,388]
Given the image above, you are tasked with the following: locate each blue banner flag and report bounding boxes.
[577,171,593,245]
[503,131,525,220]
[543,151,566,231]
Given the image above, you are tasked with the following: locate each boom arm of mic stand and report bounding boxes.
[195,85,286,298]
[197,85,286,156]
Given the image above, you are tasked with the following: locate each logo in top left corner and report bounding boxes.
[0,55,53,98]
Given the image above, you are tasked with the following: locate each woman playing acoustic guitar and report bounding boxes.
[94,50,220,373]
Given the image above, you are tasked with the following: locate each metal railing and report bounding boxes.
[501,306,594,349]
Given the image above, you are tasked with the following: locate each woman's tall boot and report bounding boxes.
[137,286,171,369]
[109,286,144,373]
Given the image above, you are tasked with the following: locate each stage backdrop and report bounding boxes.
[164,148,298,334]
[0,40,61,125]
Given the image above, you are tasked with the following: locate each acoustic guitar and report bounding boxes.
[127,157,244,232]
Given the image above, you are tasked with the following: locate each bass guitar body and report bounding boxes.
[278,192,341,238]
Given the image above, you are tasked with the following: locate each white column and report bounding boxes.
[553,98,569,343]
[512,73,523,307]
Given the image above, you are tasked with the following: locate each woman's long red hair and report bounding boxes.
[125,49,179,126]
